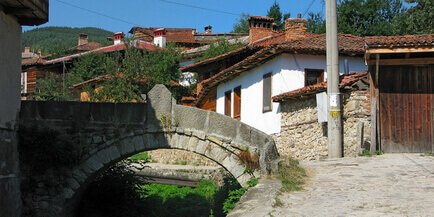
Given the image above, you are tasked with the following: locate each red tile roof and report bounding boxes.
[130,27,197,44]
[76,41,103,51]
[365,34,434,48]
[22,57,46,66]
[44,41,158,65]
[272,71,368,102]
[253,33,366,54]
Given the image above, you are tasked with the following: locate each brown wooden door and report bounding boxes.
[379,65,434,153]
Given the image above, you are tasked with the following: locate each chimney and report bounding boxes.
[284,15,307,41]
[204,25,212,34]
[248,16,274,43]
[24,47,31,54]
[113,32,124,45]
[78,33,88,46]
[153,28,167,48]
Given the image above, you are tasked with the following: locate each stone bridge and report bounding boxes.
[18,85,279,217]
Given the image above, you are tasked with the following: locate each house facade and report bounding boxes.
[183,16,368,135]
[0,1,48,216]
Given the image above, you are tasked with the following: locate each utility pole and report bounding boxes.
[326,0,343,158]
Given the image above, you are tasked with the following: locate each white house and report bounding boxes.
[182,16,368,135]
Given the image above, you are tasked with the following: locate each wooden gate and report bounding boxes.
[379,65,434,153]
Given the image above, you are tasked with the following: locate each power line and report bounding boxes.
[303,0,317,18]
[53,0,141,26]
[158,0,241,17]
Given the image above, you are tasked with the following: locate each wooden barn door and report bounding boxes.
[379,65,434,153]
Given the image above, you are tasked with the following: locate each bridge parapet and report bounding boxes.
[18,85,279,217]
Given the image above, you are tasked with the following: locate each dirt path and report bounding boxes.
[231,154,434,217]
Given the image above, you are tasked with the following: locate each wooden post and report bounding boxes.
[357,122,365,153]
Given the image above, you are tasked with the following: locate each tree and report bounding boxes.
[400,0,434,34]
[196,39,244,63]
[337,0,404,36]
[267,1,290,30]
[232,13,250,33]
[307,12,326,34]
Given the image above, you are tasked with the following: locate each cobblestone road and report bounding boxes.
[270,154,434,217]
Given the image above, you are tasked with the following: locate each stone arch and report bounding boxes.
[61,129,259,216]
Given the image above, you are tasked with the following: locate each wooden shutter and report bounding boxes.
[263,73,272,112]
[224,90,231,116]
[233,86,241,120]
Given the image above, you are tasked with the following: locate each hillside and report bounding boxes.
[22,27,114,55]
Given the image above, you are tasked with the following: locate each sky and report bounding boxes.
[23,0,325,34]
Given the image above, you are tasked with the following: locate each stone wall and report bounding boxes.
[0,10,23,217]
[275,90,371,161]
[147,149,218,166]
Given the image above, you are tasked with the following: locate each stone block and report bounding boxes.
[192,130,206,140]
[107,145,121,161]
[206,111,238,139]
[173,105,207,130]
[131,136,145,152]
[146,84,174,131]
[90,103,116,122]
[119,138,135,155]
[72,169,87,184]
[63,188,75,200]
[187,136,199,152]
[66,178,80,191]
[207,136,224,146]
[195,140,210,155]
[115,103,146,124]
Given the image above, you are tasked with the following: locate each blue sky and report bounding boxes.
[23,0,325,33]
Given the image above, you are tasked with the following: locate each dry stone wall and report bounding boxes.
[147,149,218,166]
[275,90,371,160]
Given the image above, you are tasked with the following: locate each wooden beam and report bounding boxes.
[367,57,434,66]
[366,47,434,54]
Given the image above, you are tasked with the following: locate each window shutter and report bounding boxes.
[224,90,231,116]
[233,86,241,120]
[263,73,272,112]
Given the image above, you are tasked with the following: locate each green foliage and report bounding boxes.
[307,12,326,34]
[267,1,289,30]
[138,180,219,217]
[359,149,372,157]
[400,0,434,34]
[34,73,74,101]
[22,26,113,55]
[128,152,151,162]
[35,41,188,102]
[337,0,404,36]
[232,13,250,33]
[197,39,244,63]
[222,178,258,214]
[76,162,146,217]
[277,157,306,192]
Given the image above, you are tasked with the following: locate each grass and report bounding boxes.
[359,149,384,157]
[277,157,307,193]
[222,178,258,214]
[128,152,151,162]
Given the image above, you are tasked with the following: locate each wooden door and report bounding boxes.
[379,65,434,153]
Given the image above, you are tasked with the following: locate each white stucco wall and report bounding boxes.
[216,53,367,135]
[0,11,21,130]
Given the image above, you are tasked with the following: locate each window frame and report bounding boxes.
[304,68,325,86]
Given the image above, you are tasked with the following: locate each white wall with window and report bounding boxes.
[216,53,367,135]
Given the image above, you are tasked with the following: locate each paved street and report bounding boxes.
[231,154,434,217]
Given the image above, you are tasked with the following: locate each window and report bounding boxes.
[21,72,27,94]
[305,69,324,86]
[224,90,231,116]
[233,86,241,120]
[263,73,272,113]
